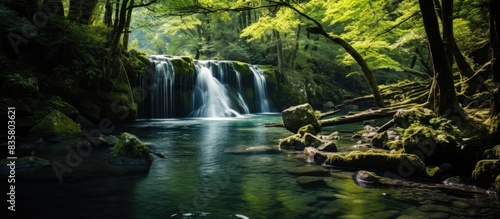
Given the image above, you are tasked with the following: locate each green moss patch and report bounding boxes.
[29,110,81,137]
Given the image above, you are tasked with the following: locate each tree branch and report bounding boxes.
[127,0,158,10]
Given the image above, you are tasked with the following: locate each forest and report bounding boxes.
[1,0,500,218]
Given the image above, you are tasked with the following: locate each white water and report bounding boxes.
[139,56,271,118]
[189,61,242,117]
[251,65,270,112]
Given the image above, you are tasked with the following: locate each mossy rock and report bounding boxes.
[422,163,453,179]
[471,159,499,184]
[372,131,388,148]
[278,134,304,150]
[233,61,253,79]
[402,126,436,154]
[484,145,500,159]
[107,132,153,165]
[170,57,195,77]
[282,103,321,134]
[495,175,500,191]
[394,106,436,129]
[325,151,426,177]
[35,96,80,120]
[298,124,317,136]
[29,110,81,137]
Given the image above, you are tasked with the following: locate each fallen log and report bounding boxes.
[264,122,284,127]
[320,105,413,127]
[318,109,341,119]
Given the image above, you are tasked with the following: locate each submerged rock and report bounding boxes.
[296,176,326,188]
[106,132,153,166]
[29,110,81,137]
[281,103,321,134]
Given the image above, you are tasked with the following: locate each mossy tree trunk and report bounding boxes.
[280,2,385,108]
[488,0,500,146]
[419,0,465,120]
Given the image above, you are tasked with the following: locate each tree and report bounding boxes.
[275,1,386,108]
[488,0,500,145]
[418,0,466,120]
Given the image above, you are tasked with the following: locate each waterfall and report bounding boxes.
[189,61,243,117]
[138,56,272,118]
[250,65,270,113]
[138,55,175,118]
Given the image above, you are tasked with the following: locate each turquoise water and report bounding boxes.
[16,114,500,218]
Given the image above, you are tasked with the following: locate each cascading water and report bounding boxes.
[250,65,270,112]
[189,61,242,117]
[138,55,175,118]
[138,56,272,118]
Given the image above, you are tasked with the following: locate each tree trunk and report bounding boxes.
[110,0,129,56]
[419,0,465,120]
[279,2,385,108]
[488,0,500,146]
[68,0,82,22]
[442,0,454,67]
[290,24,301,71]
[275,30,285,76]
[123,0,134,51]
[104,0,113,27]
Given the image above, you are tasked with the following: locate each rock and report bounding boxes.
[423,163,453,179]
[394,106,436,129]
[317,142,338,152]
[303,133,323,147]
[371,131,388,148]
[29,110,81,137]
[342,104,359,112]
[352,170,381,187]
[224,145,280,154]
[0,156,50,174]
[281,103,321,134]
[325,151,426,177]
[303,147,330,164]
[296,176,326,188]
[418,204,451,213]
[286,166,329,176]
[323,131,341,140]
[106,132,153,166]
[364,125,378,133]
[443,176,465,186]
[278,134,304,150]
[471,159,499,183]
[297,124,317,136]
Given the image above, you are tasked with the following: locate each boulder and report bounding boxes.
[471,159,499,183]
[297,124,317,136]
[303,133,323,147]
[278,134,304,150]
[281,103,321,134]
[106,132,153,166]
[322,131,341,140]
[325,151,426,177]
[29,110,81,137]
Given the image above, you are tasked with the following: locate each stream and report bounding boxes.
[15,114,500,218]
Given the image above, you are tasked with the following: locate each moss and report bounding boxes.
[29,110,81,137]
[394,106,436,129]
[111,132,152,161]
[35,96,80,120]
[386,140,403,151]
[233,61,253,78]
[170,57,195,77]
[471,159,499,184]
[258,65,277,85]
[278,134,302,149]
[422,163,452,179]
[372,131,388,148]
[298,124,317,136]
[325,150,426,177]
[281,103,321,134]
